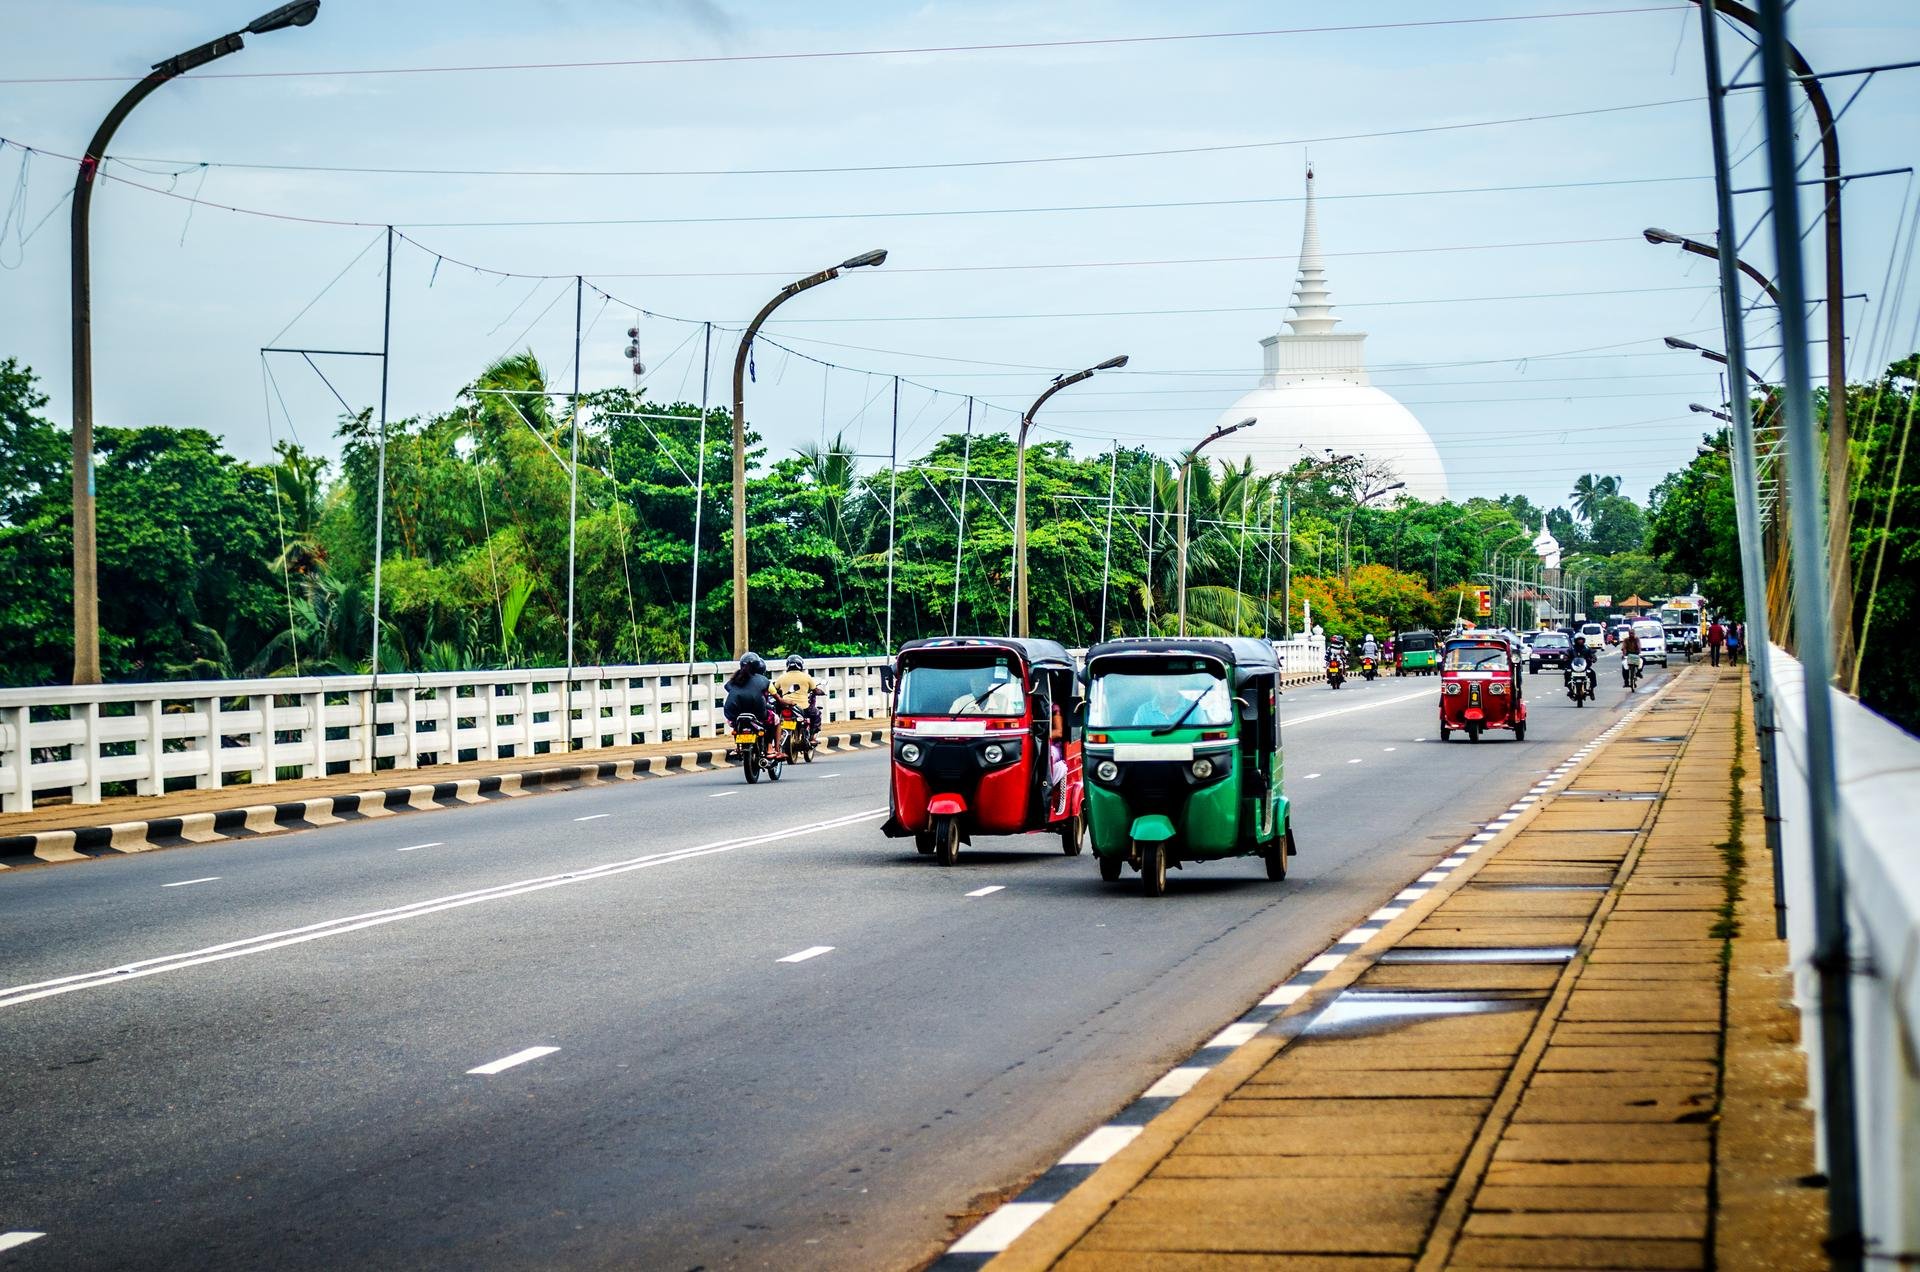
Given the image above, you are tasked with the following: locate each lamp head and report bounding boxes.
[1644,227,1683,246]
[839,249,888,270]
[248,0,320,32]
[1095,354,1129,371]
[1664,336,1701,353]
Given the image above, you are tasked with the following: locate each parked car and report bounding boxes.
[1528,630,1573,674]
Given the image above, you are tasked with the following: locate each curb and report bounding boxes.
[0,727,889,870]
[932,671,1693,1268]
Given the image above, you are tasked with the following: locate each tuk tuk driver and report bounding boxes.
[950,662,1024,716]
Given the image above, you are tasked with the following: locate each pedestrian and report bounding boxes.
[1706,618,1726,668]
[1728,622,1744,665]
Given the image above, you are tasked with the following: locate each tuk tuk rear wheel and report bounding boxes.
[1264,827,1293,881]
[1098,853,1123,883]
[914,830,935,854]
[1139,841,1167,897]
[1060,811,1085,856]
[1440,727,1452,742]
[934,815,960,867]
[1514,720,1527,741]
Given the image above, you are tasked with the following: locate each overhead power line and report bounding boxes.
[0,7,1688,85]
[98,97,1700,180]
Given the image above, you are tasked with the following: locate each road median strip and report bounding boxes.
[931,670,1699,1270]
[0,727,887,870]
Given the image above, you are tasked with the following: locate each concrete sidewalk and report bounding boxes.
[977,667,1823,1270]
[0,721,887,867]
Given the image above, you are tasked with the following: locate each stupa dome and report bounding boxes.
[1212,166,1450,503]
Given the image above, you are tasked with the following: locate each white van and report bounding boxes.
[1631,618,1668,666]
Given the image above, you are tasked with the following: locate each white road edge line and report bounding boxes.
[467,1045,560,1075]
[1142,1066,1211,1098]
[161,877,220,888]
[1283,688,1429,727]
[1059,1125,1143,1165]
[574,813,611,822]
[965,885,1005,898]
[0,808,888,1010]
[397,842,443,853]
[948,1202,1052,1255]
[777,946,835,964]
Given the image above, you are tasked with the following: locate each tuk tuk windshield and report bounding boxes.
[898,656,1027,717]
[1089,664,1232,730]
[1444,645,1511,672]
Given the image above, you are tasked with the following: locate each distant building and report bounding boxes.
[1214,166,1451,502]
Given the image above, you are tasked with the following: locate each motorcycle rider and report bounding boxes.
[723,652,775,748]
[772,653,823,743]
[1565,634,1598,699]
[1619,627,1644,691]
[1361,632,1379,663]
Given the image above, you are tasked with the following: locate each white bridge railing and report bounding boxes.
[1766,647,1920,1257]
[0,658,893,813]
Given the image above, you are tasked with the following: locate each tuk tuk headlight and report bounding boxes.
[982,742,1006,765]
[1488,682,1509,695]
[1190,756,1214,779]
[1444,682,1462,696]
[899,741,923,765]
[1095,759,1119,783]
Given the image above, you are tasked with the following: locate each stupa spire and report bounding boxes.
[1285,164,1340,336]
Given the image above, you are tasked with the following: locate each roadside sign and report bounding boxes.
[1592,593,1613,608]
[1475,588,1492,616]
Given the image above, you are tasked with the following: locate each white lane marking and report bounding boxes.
[709,791,737,798]
[1143,1066,1211,1098]
[1304,952,1345,973]
[965,885,1005,898]
[0,1233,46,1253]
[1369,906,1406,922]
[161,877,220,888]
[1347,757,1363,764]
[1382,746,1397,752]
[1205,1022,1264,1048]
[1059,1124,1143,1165]
[0,808,888,1010]
[1284,688,1429,727]
[1302,772,1322,780]
[468,1045,559,1075]
[574,813,610,822]
[949,1202,1053,1255]
[1394,888,1427,902]
[1414,736,1427,742]
[397,842,443,853]
[818,772,843,779]
[1418,871,1448,883]
[1260,984,1308,1007]
[777,945,835,964]
[1339,926,1380,945]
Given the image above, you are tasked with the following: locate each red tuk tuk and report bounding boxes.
[881,636,1085,866]
[1439,635,1527,743]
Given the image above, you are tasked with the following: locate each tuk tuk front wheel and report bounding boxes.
[914,830,935,854]
[1467,723,1482,743]
[934,815,960,867]
[1139,841,1167,897]
[1060,810,1085,856]
[1439,727,1452,742]
[1098,853,1123,883]
[1514,720,1527,741]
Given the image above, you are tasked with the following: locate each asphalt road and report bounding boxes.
[0,653,1664,1271]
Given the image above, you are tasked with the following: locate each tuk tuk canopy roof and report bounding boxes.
[896,635,1075,672]
[1084,637,1278,691]
[1397,629,1438,646]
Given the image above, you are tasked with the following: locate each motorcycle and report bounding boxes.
[1326,655,1346,690]
[1565,654,1596,708]
[1360,653,1378,682]
[731,708,785,784]
[777,698,816,764]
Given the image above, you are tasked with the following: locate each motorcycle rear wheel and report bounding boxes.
[743,749,761,783]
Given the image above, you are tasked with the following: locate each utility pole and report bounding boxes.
[1143,463,1156,636]
[884,376,898,654]
[563,275,582,750]
[950,398,972,636]
[1013,355,1127,635]
[1098,442,1118,641]
[687,323,711,666]
[370,226,393,691]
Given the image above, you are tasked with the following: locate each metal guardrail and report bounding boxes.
[1765,646,1920,1257]
[0,638,1329,813]
[0,657,893,813]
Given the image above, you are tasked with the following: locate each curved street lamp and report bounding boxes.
[67,0,323,684]
[729,249,887,655]
[1175,417,1255,636]
[1643,228,1784,307]
[1012,355,1127,637]
[1665,335,1768,387]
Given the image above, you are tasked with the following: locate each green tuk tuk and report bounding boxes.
[1397,629,1439,676]
[1081,638,1295,896]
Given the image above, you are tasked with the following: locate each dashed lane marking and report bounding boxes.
[965,885,1005,898]
[467,1045,559,1076]
[1302,773,1322,780]
[397,842,442,853]
[161,877,219,888]
[777,946,835,964]
[709,791,738,798]
[0,1233,47,1253]
[1347,757,1363,764]
[574,813,610,822]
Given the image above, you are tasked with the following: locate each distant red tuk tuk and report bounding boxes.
[1439,635,1527,743]
[881,637,1085,865]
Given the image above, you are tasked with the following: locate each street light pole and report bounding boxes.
[729,249,886,656]
[1176,418,1255,636]
[66,0,322,684]
[1013,355,1127,637]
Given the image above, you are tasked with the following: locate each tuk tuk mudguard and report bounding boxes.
[1128,813,1177,842]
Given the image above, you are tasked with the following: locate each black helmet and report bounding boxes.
[786,654,805,671]
[740,651,767,675]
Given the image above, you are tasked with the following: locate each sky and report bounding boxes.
[2,0,1917,511]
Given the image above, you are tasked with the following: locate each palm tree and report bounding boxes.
[1568,473,1619,522]
[797,430,859,546]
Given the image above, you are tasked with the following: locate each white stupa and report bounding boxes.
[1212,167,1450,502]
